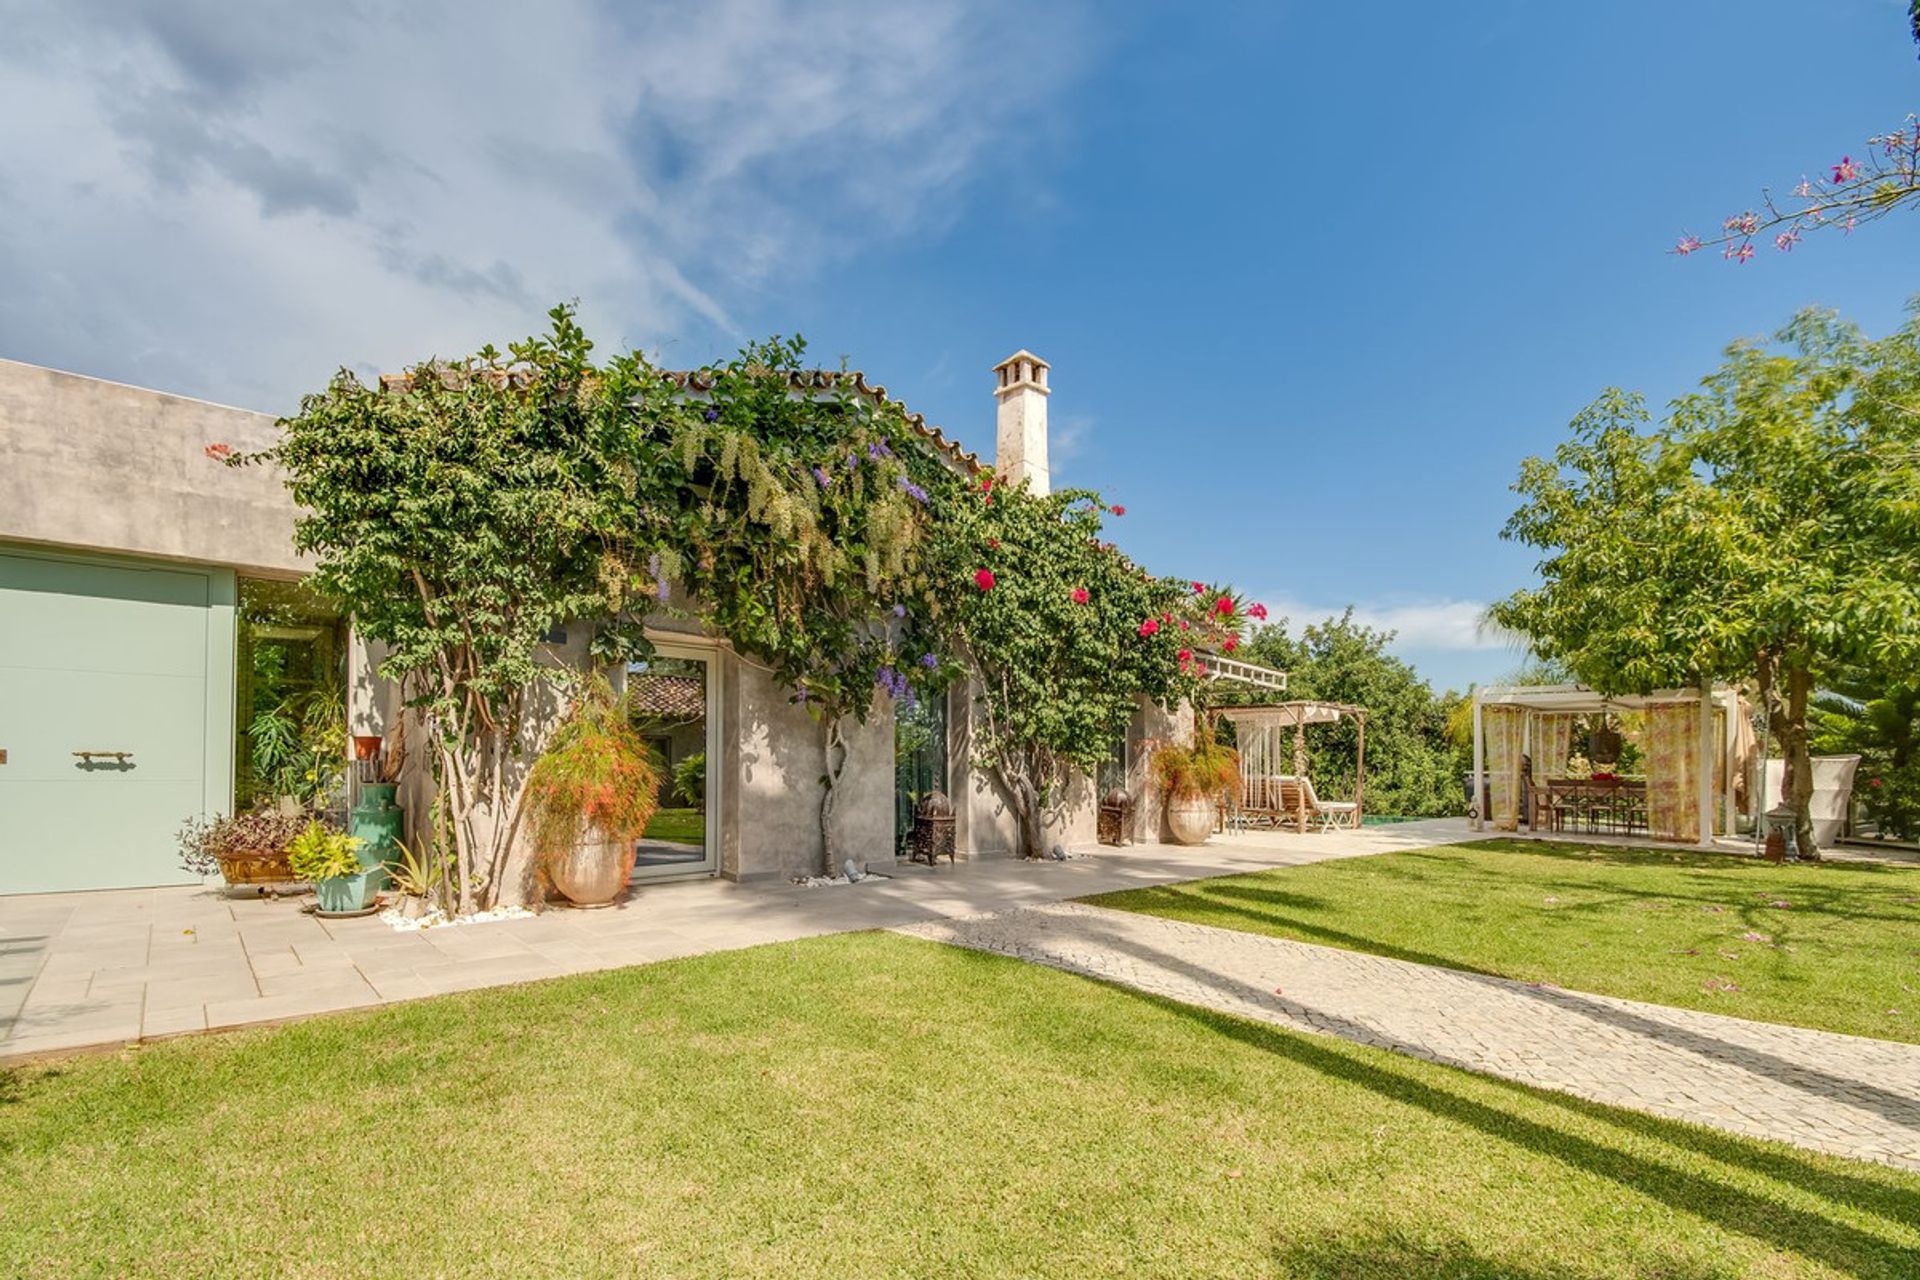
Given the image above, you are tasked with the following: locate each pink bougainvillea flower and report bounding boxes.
[1161,613,1172,623]
[1138,618,1160,637]
[1223,635,1239,652]
[1071,587,1090,604]
[974,569,996,592]
[1833,155,1858,183]
[203,442,233,461]
[1178,619,1190,630]
[1248,603,1268,620]
[1191,581,1206,594]
[1213,596,1234,616]
[1110,505,1126,516]
[981,474,994,492]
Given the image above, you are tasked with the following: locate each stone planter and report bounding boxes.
[546,832,637,908]
[1165,794,1217,846]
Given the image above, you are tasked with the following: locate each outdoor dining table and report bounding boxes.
[1535,776,1648,836]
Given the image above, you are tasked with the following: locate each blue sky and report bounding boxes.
[2,0,1915,693]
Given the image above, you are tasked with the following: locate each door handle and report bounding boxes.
[72,750,134,764]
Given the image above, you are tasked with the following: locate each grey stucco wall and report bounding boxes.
[0,358,306,577]
[723,654,894,881]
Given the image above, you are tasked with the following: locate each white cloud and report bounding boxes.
[0,0,1089,410]
[1255,594,1515,652]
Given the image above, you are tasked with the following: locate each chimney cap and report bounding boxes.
[992,349,1049,372]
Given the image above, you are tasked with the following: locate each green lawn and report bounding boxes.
[1089,839,1920,1043]
[4,932,1918,1278]
[643,805,705,844]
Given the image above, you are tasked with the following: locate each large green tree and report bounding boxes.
[1494,307,1920,853]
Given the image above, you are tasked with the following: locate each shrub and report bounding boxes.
[1151,721,1240,801]
[287,820,364,882]
[672,751,706,806]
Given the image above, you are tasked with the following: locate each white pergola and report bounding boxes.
[1217,700,1367,828]
[1469,682,1746,845]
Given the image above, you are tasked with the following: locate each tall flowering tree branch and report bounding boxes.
[1675,114,1920,263]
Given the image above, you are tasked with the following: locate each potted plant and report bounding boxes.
[288,820,374,914]
[177,811,310,892]
[525,679,660,908]
[1151,721,1239,846]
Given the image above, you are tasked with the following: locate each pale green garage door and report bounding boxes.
[0,548,235,894]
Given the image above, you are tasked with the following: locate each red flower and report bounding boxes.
[1177,648,1192,663]
[1110,505,1126,516]
[1071,587,1090,604]
[1213,596,1234,616]
[203,442,233,461]
[1223,636,1239,652]
[974,569,996,592]
[987,538,1000,550]
[1178,619,1190,630]
[1138,619,1160,637]
[1248,603,1268,621]
[1191,582,1206,594]
[1872,777,1883,788]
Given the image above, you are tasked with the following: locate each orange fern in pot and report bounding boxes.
[524,678,660,907]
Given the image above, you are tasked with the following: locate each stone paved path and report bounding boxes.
[896,902,1920,1171]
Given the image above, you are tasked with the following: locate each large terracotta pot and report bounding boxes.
[1165,794,1217,846]
[546,832,637,908]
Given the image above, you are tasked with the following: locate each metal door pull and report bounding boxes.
[72,750,134,763]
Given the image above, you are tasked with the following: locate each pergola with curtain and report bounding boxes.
[1470,683,1755,846]
[1216,701,1367,831]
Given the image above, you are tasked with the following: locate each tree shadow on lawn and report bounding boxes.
[1169,882,1507,978]
[1062,954,1920,1276]
[1266,1227,1743,1280]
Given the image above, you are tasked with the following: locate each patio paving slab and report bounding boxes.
[0,819,1474,1061]
[894,900,1920,1171]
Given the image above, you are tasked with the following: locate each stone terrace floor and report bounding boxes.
[0,818,1472,1063]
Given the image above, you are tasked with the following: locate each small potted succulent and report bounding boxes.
[525,678,660,908]
[1150,721,1239,846]
[288,819,376,914]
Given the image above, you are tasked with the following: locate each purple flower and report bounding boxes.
[919,652,938,669]
[868,438,893,461]
[648,553,668,602]
[704,407,720,422]
[897,476,928,504]
[892,603,907,618]
[843,453,858,471]
[813,466,832,488]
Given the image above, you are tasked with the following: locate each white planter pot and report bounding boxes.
[1165,795,1217,846]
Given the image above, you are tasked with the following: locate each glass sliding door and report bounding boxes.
[894,689,949,855]
[626,648,718,880]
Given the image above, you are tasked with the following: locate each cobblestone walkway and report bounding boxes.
[896,902,1920,1170]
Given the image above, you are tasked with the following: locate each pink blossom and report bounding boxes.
[1793,178,1813,198]
[1223,636,1239,652]
[1832,155,1858,183]
[1248,603,1268,621]
[1071,587,1089,604]
[1109,505,1126,516]
[1674,235,1702,256]
[1725,243,1755,264]
[1177,648,1192,664]
[1723,212,1758,235]
[203,442,233,461]
[974,569,996,592]
[1138,618,1160,637]
[1774,229,1801,253]
[1213,596,1234,617]
[1844,216,1858,235]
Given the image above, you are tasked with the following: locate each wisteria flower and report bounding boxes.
[975,568,996,592]
[704,407,720,422]
[1139,618,1160,637]
[1832,155,1858,183]
[1071,587,1090,604]
[920,652,938,669]
[868,439,893,461]
[896,476,929,504]
[203,442,233,461]
[813,466,833,488]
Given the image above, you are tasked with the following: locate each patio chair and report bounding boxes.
[1271,776,1360,832]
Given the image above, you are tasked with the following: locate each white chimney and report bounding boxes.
[992,349,1050,495]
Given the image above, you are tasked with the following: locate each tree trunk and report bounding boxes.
[1783,660,1819,859]
[995,757,1048,860]
[819,715,849,878]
